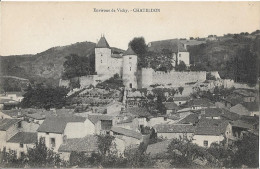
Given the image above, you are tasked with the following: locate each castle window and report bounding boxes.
[179,54,181,57]
[129,57,132,59]
[101,60,102,63]
[130,67,131,71]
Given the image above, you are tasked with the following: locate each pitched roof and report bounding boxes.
[178,114,199,124]
[189,98,214,107]
[123,46,136,56]
[163,102,179,110]
[230,120,253,129]
[88,114,113,124]
[154,124,195,133]
[7,132,37,144]
[96,36,110,48]
[148,39,187,53]
[37,116,86,134]
[222,94,243,105]
[195,119,229,136]
[58,135,98,153]
[174,96,190,101]
[0,119,21,131]
[111,126,142,140]
[126,107,151,117]
[241,102,259,112]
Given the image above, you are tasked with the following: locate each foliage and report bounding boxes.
[62,54,94,80]
[96,74,124,90]
[21,84,69,109]
[231,133,259,168]
[178,86,184,95]
[206,73,216,80]
[190,63,207,71]
[96,135,115,156]
[0,148,26,168]
[26,139,62,167]
[129,37,147,56]
[175,61,187,71]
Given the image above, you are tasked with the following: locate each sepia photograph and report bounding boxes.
[0,1,259,168]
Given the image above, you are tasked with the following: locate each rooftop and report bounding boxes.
[126,107,151,117]
[154,124,195,133]
[111,126,142,140]
[146,139,173,158]
[189,98,214,107]
[195,119,229,136]
[123,46,136,56]
[163,102,179,110]
[177,113,199,124]
[88,114,114,124]
[0,118,21,131]
[58,135,98,153]
[148,39,187,53]
[241,102,259,112]
[37,116,86,134]
[96,36,110,48]
[7,132,37,144]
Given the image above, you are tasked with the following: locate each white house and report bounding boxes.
[37,116,94,152]
[192,119,229,147]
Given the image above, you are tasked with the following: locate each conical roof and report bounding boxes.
[123,46,136,56]
[96,36,110,48]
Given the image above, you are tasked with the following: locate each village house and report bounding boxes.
[110,126,143,147]
[37,116,94,152]
[6,132,37,158]
[154,124,195,140]
[230,102,259,116]
[220,94,243,109]
[188,98,215,110]
[173,96,190,106]
[88,114,114,135]
[192,119,229,147]
[0,92,25,102]
[163,102,179,115]
[0,118,22,150]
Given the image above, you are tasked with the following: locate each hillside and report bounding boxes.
[0,42,124,87]
[188,32,260,85]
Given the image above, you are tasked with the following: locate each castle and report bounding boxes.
[60,36,207,89]
[95,35,138,88]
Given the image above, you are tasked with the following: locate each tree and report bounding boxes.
[129,37,147,56]
[21,85,69,109]
[231,133,259,168]
[178,86,184,95]
[62,54,93,80]
[26,139,61,167]
[175,61,187,71]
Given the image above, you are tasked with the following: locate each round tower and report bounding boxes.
[122,46,138,89]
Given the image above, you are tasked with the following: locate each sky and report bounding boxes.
[0,2,260,56]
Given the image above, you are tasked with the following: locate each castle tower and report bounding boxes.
[95,35,112,75]
[122,46,138,89]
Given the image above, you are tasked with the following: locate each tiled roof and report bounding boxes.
[195,119,229,136]
[7,132,37,144]
[241,102,259,112]
[37,116,86,133]
[189,98,214,107]
[163,102,179,110]
[58,135,98,153]
[88,114,113,124]
[111,54,123,58]
[154,124,195,133]
[178,114,199,124]
[148,39,187,53]
[230,120,253,129]
[174,96,190,101]
[126,107,151,117]
[111,126,142,140]
[96,36,110,48]
[123,46,136,56]
[0,119,21,131]
[222,94,243,105]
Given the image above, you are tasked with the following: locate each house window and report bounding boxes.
[20,152,25,157]
[20,143,24,148]
[101,60,103,63]
[46,132,49,135]
[130,67,132,71]
[179,102,181,105]
[50,138,56,148]
[18,121,22,128]
[203,140,208,147]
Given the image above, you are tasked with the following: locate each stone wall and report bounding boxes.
[151,70,206,87]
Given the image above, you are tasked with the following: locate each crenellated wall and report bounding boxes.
[140,68,206,88]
